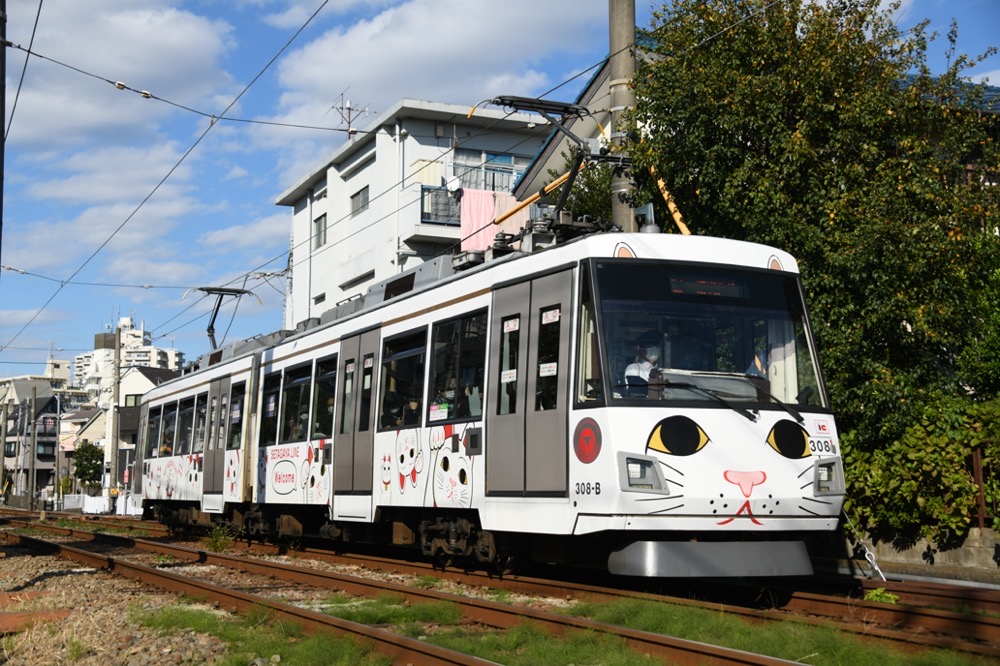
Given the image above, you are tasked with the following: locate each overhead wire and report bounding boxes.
[4,0,44,142]
[149,30,684,346]
[2,41,376,137]
[9,5,774,358]
[0,266,197,290]
[1,0,44,294]
[0,0,333,357]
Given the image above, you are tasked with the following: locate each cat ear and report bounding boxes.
[615,242,636,258]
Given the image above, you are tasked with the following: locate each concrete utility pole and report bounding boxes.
[1,0,7,267]
[109,325,121,500]
[1,403,8,499]
[29,387,36,510]
[609,0,637,232]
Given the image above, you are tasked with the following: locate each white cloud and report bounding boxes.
[199,213,291,251]
[24,143,195,205]
[6,1,235,151]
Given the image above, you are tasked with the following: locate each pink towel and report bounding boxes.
[460,189,497,252]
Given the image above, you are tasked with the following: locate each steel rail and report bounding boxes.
[0,531,495,666]
[7,518,998,659]
[2,527,798,665]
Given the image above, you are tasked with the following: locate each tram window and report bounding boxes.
[192,393,208,453]
[227,382,246,450]
[176,398,196,455]
[312,355,337,439]
[497,315,520,416]
[339,359,356,435]
[279,364,312,444]
[260,373,281,446]
[160,403,178,456]
[360,354,375,432]
[576,272,603,405]
[429,311,486,423]
[536,306,561,410]
[146,406,162,458]
[207,395,218,451]
[379,331,426,430]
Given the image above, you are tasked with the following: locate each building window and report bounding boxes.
[350,186,369,217]
[313,214,327,250]
[454,149,531,193]
[125,394,142,407]
[313,293,326,306]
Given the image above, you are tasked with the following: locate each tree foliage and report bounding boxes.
[72,441,104,488]
[627,0,1000,542]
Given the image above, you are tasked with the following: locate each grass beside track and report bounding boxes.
[135,603,388,666]
[129,591,993,666]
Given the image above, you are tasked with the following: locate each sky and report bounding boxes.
[1,0,997,378]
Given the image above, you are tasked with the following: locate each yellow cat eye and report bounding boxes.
[766,420,811,459]
[646,415,710,457]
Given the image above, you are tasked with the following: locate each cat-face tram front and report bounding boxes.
[475,234,843,577]
[537,236,846,577]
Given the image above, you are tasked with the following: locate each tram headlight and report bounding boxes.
[619,453,667,493]
[814,458,845,496]
[627,459,653,488]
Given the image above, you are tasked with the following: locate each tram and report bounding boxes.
[132,231,845,577]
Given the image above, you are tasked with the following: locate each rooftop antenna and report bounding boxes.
[183,287,262,351]
[329,88,374,138]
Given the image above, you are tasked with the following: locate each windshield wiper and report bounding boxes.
[738,374,804,424]
[616,378,757,422]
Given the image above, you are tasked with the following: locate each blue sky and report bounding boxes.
[1,0,997,378]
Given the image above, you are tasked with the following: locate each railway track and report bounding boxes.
[4,514,998,659]
[0,506,171,537]
[1,522,802,665]
[224,539,1000,658]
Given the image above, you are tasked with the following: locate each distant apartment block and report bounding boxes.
[73,316,185,399]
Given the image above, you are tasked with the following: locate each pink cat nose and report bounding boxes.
[724,470,767,497]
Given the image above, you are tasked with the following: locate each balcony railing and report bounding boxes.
[421,186,461,226]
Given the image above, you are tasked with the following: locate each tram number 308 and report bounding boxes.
[575,482,601,496]
[809,439,838,455]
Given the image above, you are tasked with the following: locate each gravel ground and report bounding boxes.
[0,541,230,665]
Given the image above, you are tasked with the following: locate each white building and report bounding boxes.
[275,98,550,329]
[73,316,185,398]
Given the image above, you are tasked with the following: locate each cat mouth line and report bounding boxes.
[717,500,763,526]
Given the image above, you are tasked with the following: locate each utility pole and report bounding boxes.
[0,402,7,500]
[29,386,36,510]
[1,0,7,267]
[109,325,121,502]
[609,0,637,232]
[53,394,60,510]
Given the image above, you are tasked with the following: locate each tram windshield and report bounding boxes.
[594,259,827,409]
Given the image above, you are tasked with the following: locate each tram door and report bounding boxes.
[486,269,573,496]
[204,376,230,495]
[333,328,380,495]
[135,404,148,496]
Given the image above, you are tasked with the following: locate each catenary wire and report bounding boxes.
[20,5,783,354]
[0,0,333,357]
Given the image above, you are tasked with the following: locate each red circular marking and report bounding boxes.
[573,418,602,464]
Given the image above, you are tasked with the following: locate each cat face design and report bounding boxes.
[396,429,421,491]
[432,449,471,508]
[645,415,816,524]
[380,454,393,490]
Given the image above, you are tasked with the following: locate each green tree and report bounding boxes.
[72,441,104,491]
[628,0,1000,541]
